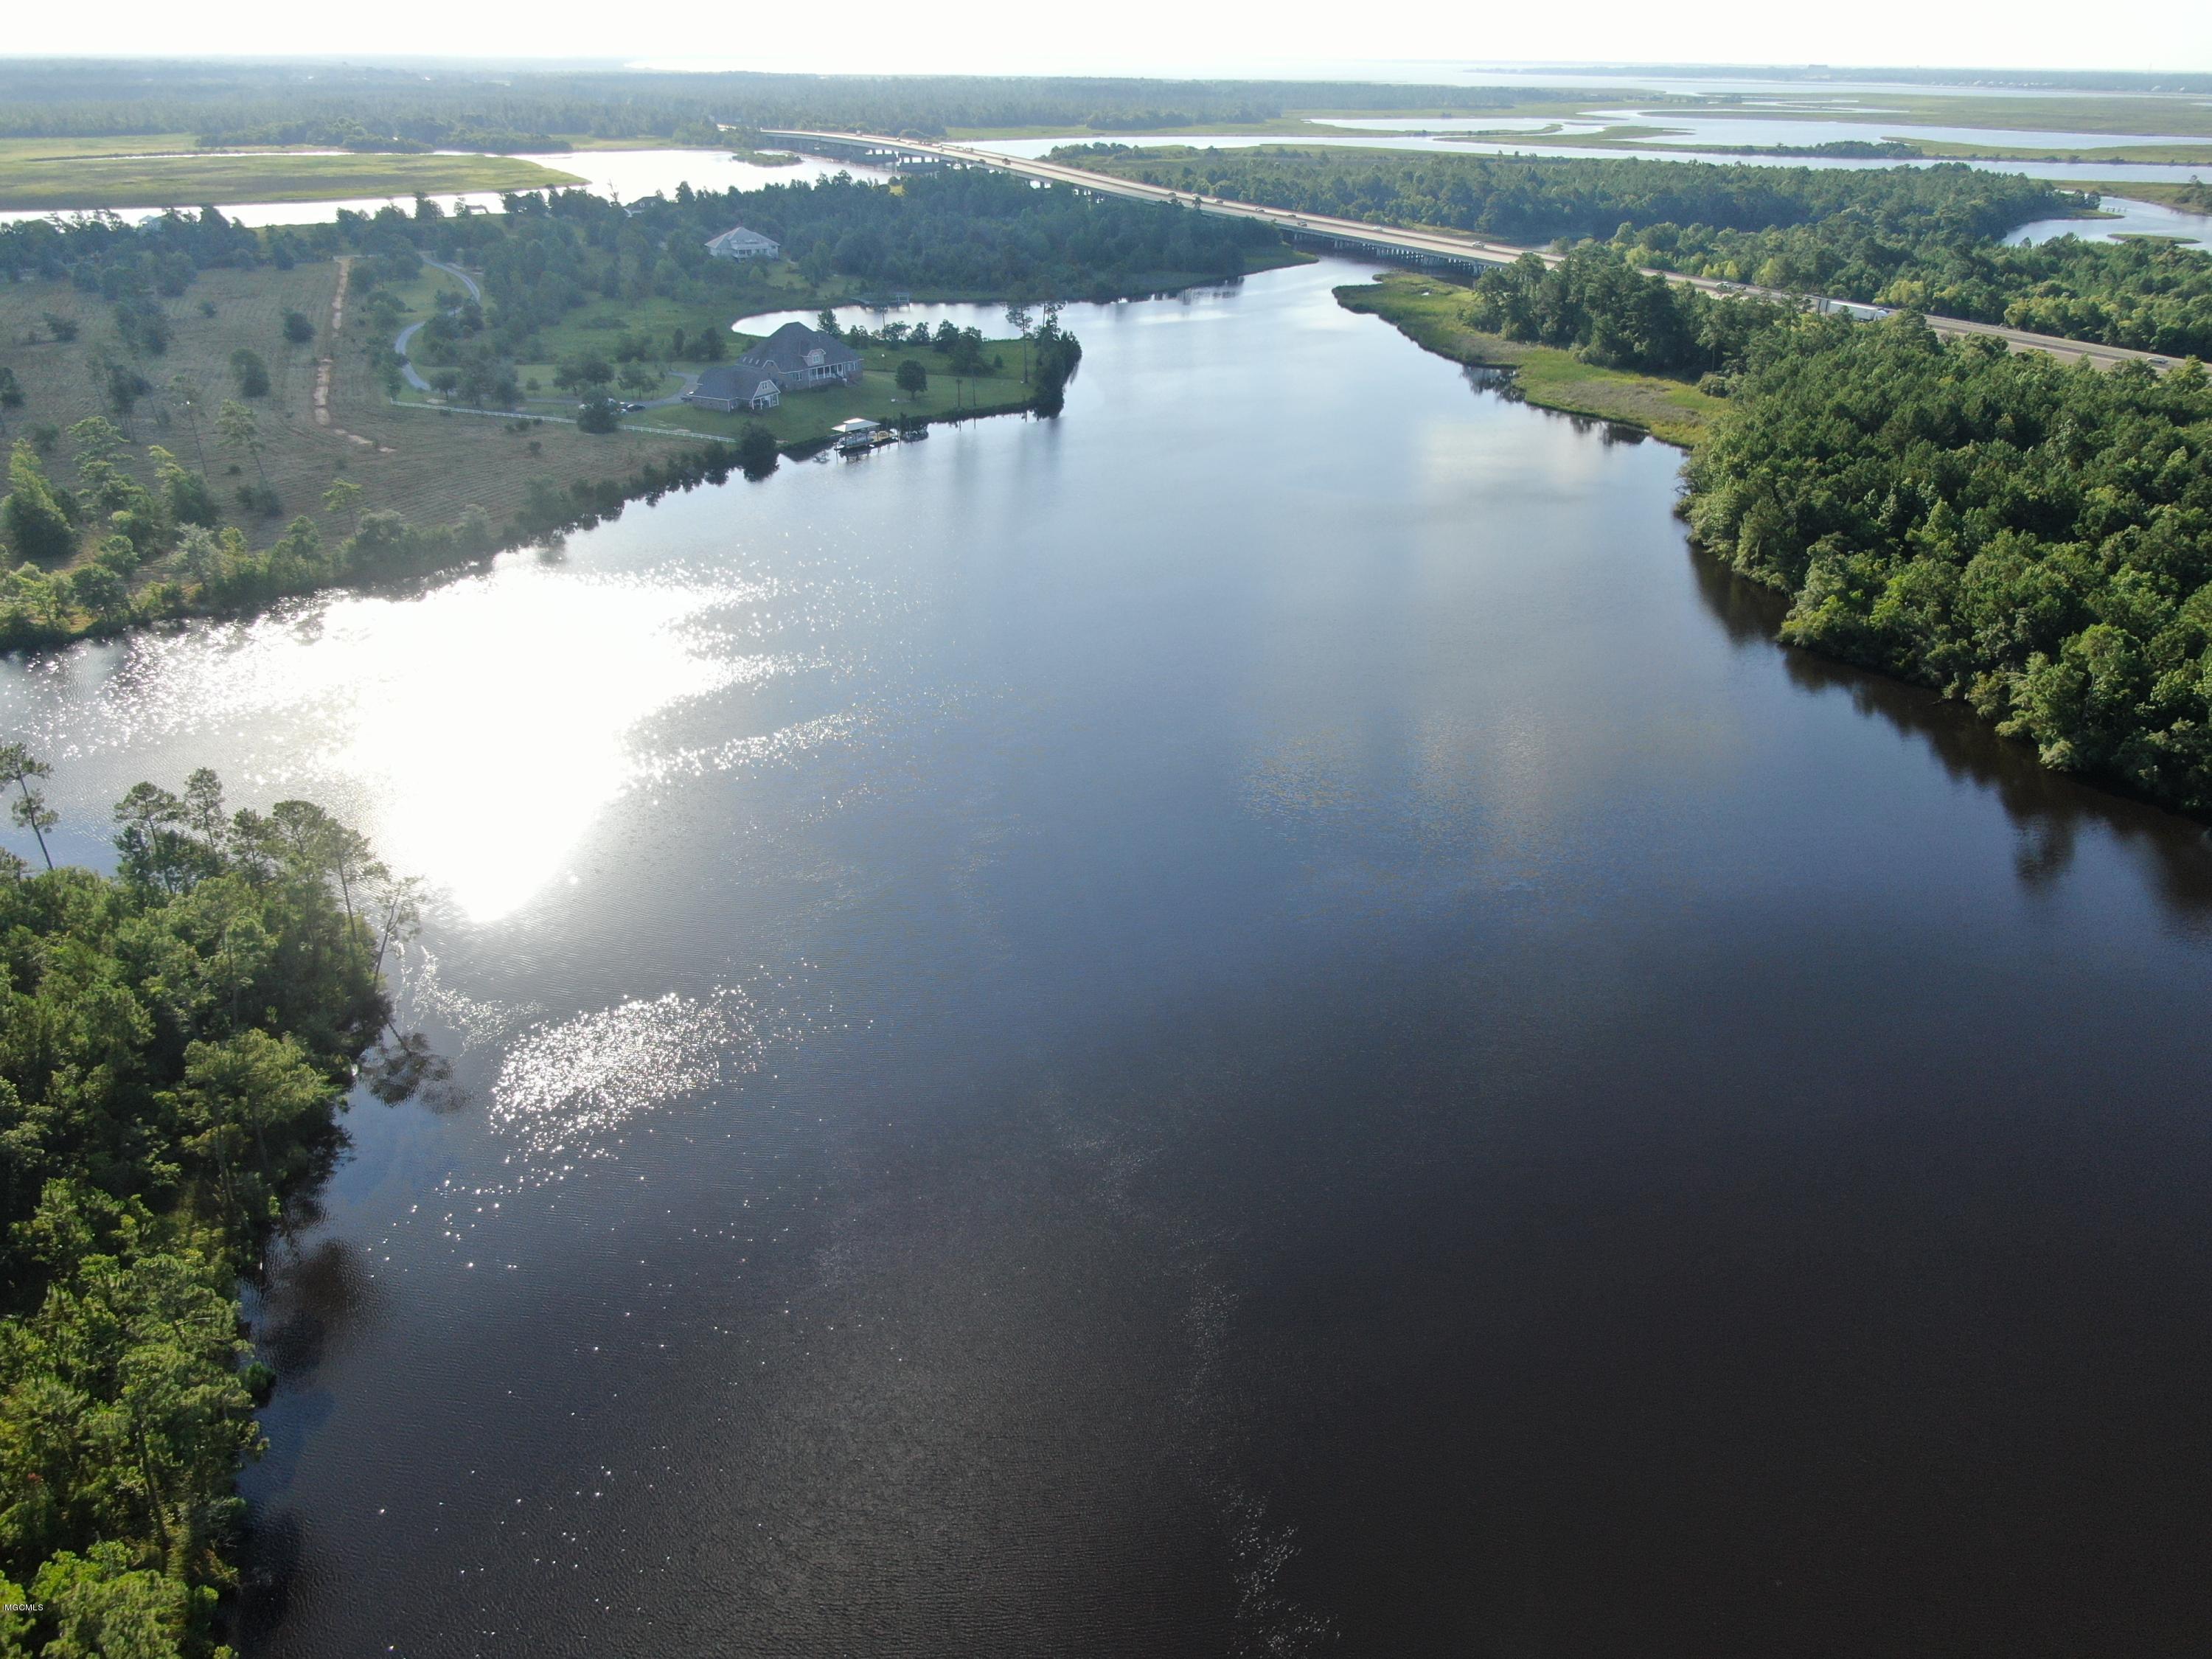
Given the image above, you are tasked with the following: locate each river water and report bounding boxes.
[4,261,2210,1657]
[974,131,2212,192]
[1315,111,2212,153]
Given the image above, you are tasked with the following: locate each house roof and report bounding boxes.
[692,366,781,403]
[737,321,861,373]
[704,225,779,254]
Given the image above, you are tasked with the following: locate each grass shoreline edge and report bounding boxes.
[1333,271,1722,448]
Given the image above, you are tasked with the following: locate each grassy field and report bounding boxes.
[0,261,719,574]
[2,262,340,502]
[1,230,1270,639]
[2082,181,2212,213]
[1426,123,2212,167]
[1638,92,2212,142]
[1335,272,1722,448]
[0,135,260,164]
[944,100,1616,142]
[1902,138,2212,164]
[0,151,583,212]
[536,341,1031,446]
[384,274,1037,445]
[963,90,2212,147]
[0,248,1065,588]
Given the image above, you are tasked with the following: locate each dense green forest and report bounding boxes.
[450,170,1273,346]
[1068,144,2212,358]
[0,170,1256,359]
[1685,318,2212,814]
[1610,220,2212,357]
[1,170,1150,418]
[0,168,1276,299]
[1053,145,2074,246]
[0,60,1590,145]
[0,206,265,289]
[0,428,765,653]
[0,768,397,1656]
[1351,244,2212,813]
[1452,246,1799,378]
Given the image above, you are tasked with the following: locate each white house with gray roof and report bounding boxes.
[704,225,782,260]
[686,321,862,413]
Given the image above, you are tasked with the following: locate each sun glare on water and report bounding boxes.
[329,568,770,919]
[46,554,794,922]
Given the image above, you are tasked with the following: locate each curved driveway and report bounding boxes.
[393,258,484,392]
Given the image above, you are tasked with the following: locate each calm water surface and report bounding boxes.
[4,262,2210,1658]
[1318,111,2212,151]
[973,130,2212,189]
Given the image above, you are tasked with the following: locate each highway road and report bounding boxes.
[763,131,2175,372]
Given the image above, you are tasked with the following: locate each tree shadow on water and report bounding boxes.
[230,1508,303,1653]
[1686,545,2212,923]
[232,1237,381,1649]
[253,1236,386,1380]
[361,1027,470,1113]
[1460,364,1649,446]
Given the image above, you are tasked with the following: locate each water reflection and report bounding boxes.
[1686,546,2212,919]
[1459,363,1650,446]
[2,555,821,920]
[973,131,2212,187]
[488,973,828,1175]
[254,1237,387,1380]
[4,261,2208,1658]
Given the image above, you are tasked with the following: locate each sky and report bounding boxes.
[4,0,2209,79]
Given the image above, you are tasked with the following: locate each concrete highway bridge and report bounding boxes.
[761,131,2175,372]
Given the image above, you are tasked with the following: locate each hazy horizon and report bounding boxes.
[1,15,2206,80]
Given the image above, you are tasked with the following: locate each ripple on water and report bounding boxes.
[486,972,830,1178]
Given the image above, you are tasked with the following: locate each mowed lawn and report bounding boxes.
[556,341,1034,445]
[383,275,1039,445]
[319,263,723,529]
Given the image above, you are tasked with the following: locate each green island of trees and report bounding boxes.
[1686,317,2212,815]
[1051,145,2073,248]
[0,762,408,1658]
[1058,145,2212,358]
[1608,218,2212,358]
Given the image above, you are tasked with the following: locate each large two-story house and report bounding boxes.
[684,321,863,412]
[703,224,781,260]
